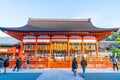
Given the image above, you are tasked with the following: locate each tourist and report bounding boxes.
[26,57,30,69]
[111,56,119,70]
[0,55,3,72]
[72,57,78,76]
[81,57,87,78]
[3,55,9,73]
[13,57,21,72]
[19,58,22,70]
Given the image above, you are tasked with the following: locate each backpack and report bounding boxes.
[81,60,87,67]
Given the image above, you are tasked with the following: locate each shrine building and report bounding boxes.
[0,18,118,68]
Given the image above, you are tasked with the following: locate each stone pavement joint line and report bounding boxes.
[36,69,84,80]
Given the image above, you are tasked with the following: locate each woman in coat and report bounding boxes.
[72,57,78,76]
[3,55,9,73]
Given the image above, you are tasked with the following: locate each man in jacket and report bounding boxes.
[81,57,87,78]
[13,58,21,72]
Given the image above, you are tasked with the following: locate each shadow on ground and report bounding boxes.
[79,73,120,80]
[0,73,41,80]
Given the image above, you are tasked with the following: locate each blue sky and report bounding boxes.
[0,0,120,36]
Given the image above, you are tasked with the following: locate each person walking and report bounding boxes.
[72,57,78,76]
[81,57,87,78]
[0,55,3,72]
[3,55,9,73]
[13,58,21,72]
[19,58,22,71]
[26,57,30,69]
[111,56,119,70]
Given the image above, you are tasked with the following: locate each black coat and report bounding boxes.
[0,58,3,67]
[26,59,30,64]
[72,59,78,69]
[16,59,21,67]
[3,59,9,67]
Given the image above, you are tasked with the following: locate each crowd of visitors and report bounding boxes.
[72,56,87,78]
[0,54,9,73]
[0,54,30,73]
[71,55,119,78]
[0,54,119,79]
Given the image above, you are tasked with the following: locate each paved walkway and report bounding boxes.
[0,68,120,80]
[0,68,83,80]
[36,69,83,80]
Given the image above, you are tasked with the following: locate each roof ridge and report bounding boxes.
[28,18,91,22]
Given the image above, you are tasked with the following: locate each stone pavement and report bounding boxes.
[36,69,83,80]
[0,68,120,80]
[0,68,84,80]
[79,73,120,80]
[79,68,120,80]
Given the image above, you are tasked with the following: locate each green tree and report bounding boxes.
[109,47,120,58]
[105,31,120,41]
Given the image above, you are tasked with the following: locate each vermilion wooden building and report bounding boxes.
[0,18,119,68]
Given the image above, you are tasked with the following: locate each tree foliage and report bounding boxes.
[109,47,120,58]
[105,31,120,41]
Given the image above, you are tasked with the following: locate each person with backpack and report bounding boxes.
[81,57,87,78]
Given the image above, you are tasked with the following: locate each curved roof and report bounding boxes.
[0,37,20,45]
[0,18,119,32]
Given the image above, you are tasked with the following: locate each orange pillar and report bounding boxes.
[96,40,99,60]
[86,51,88,59]
[48,36,52,68]
[49,36,52,61]
[81,36,84,57]
[67,36,70,61]
[13,46,16,60]
[90,51,92,57]
[35,36,38,60]
[20,38,23,58]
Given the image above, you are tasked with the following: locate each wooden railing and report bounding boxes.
[8,60,113,68]
[7,56,114,68]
